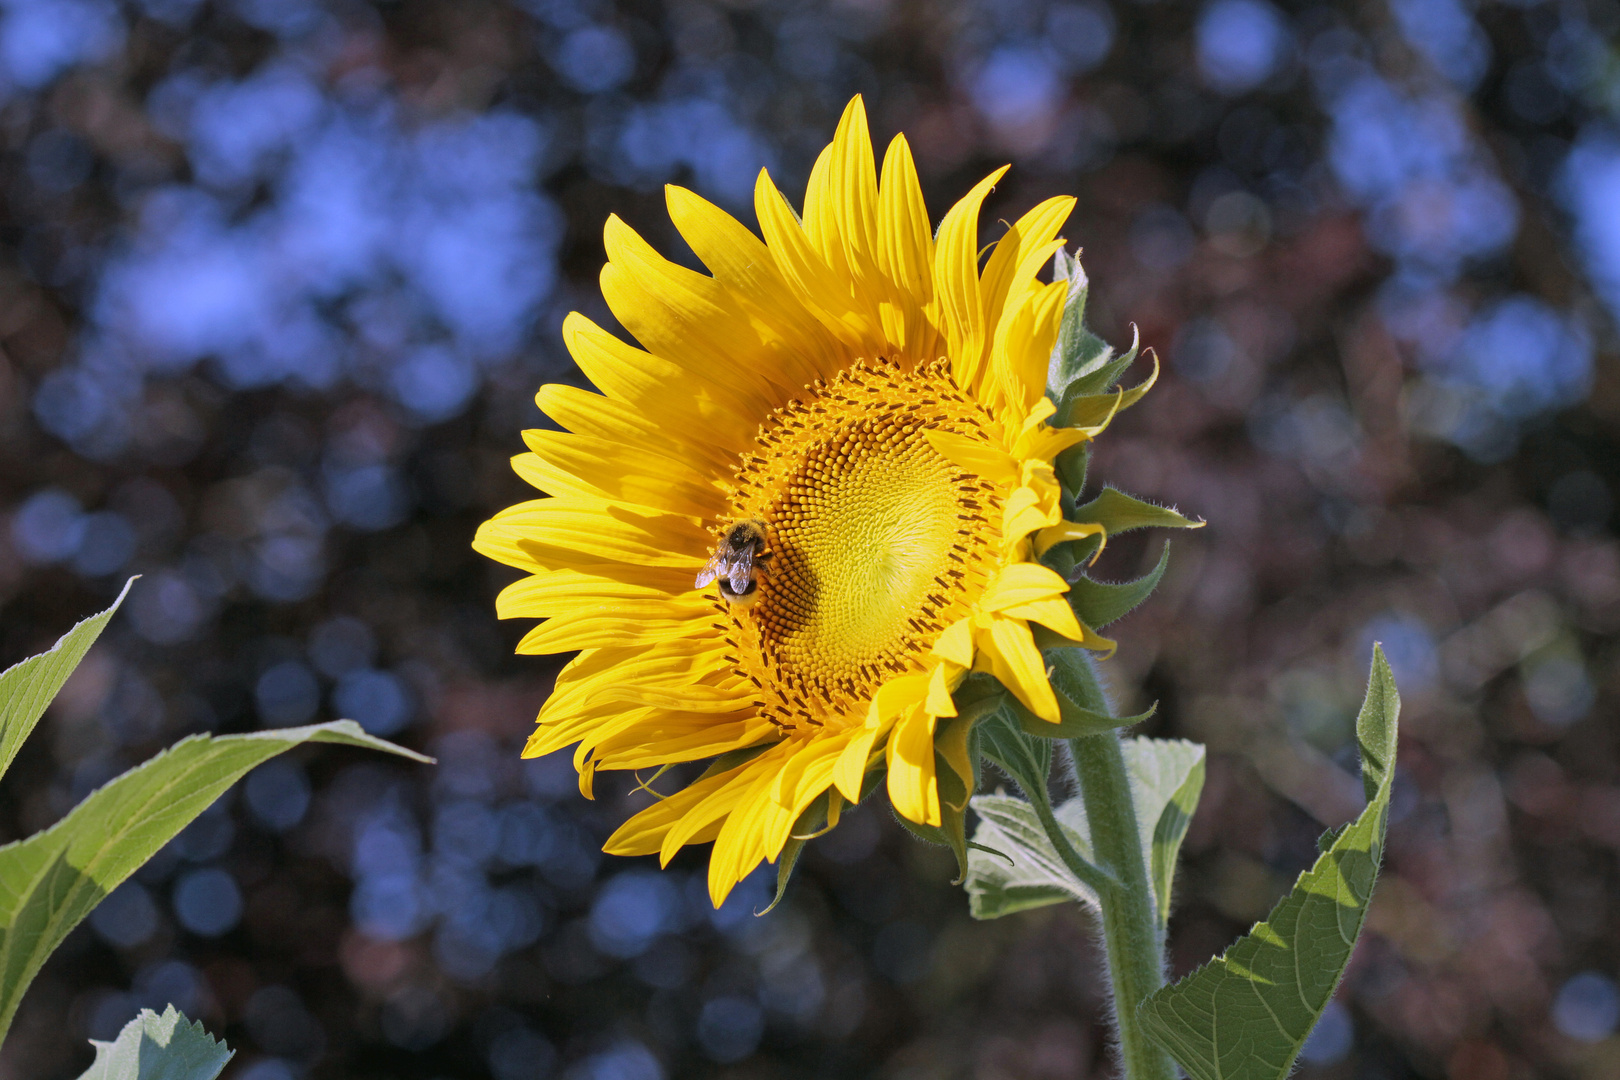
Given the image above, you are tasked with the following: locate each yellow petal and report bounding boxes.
[592,715,776,770]
[980,196,1075,335]
[664,184,840,385]
[1002,486,1062,546]
[561,312,760,452]
[472,515,548,574]
[496,568,680,618]
[833,724,883,803]
[708,762,783,904]
[992,273,1067,414]
[821,96,881,297]
[514,431,723,516]
[931,617,975,668]
[487,498,709,571]
[601,215,786,404]
[515,602,711,653]
[537,382,736,475]
[763,736,847,860]
[885,705,941,826]
[603,763,744,858]
[998,595,1086,641]
[754,169,879,350]
[876,132,937,356]
[923,428,1019,486]
[1033,519,1107,558]
[586,681,754,713]
[926,661,961,716]
[864,672,932,728]
[932,165,1009,392]
[980,615,1061,723]
[981,562,1072,611]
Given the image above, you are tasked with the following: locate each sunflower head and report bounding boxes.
[475,96,1196,907]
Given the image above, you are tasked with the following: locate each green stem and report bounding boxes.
[1025,772,1113,898]
[1050,655,1177,1080]
[1071,731,1177,1080]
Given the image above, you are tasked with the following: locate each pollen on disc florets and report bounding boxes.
[714,357,1003,732]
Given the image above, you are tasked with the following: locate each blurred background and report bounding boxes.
[0,0,1616,1076]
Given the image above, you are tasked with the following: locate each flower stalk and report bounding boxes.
[1056,654,1178,1080]
[1070,731,1178,1080]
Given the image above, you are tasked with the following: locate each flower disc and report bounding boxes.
[729,358,999,729]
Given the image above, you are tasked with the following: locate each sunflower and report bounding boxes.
[475,96,1155,906]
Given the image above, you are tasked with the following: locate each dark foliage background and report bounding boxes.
[0,0,1618,1077]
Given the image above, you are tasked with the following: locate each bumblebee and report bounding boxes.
[695,518,770,607]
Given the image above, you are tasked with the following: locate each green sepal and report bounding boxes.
[763,836,807,917]
[1068,542,1172,630]
[890,794,972,883]
[1046,248,1152,436]
[1072,487,1203,535]
[1055,444,1089,503]
[1041,541,1077,580]
[1055,335,1143,429]
[696,740,777,782]
[975,703,1052,803]
[1138,647,1401,1080]
[859,759,886,801]
[999,645,1155,736]
[1009,693,1157,739]
[1067,533,1105,568]
[761,789,838,915]
[1063,366,1157,453]
[1045,645,1111,713]
[1047,249,1115,399]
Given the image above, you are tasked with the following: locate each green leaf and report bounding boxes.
[1123,738,1206,929]
[1138,647,1401,1080]
[964,794,1102,918]
[965,737,1203,924]
[1072,488,1203,536]
[1068,543,1172,630]
[0,578,134,786]
[0,721,429,1042]
[75,1005,232,1080]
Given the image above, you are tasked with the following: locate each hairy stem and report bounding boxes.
[1051,655,1177,1080]
[1026,775,1114,898]
[1070,731,1177,1080]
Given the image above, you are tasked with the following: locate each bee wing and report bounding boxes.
[694,554,725,589]
[727,546,755,595]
